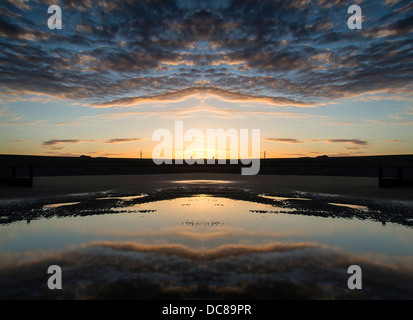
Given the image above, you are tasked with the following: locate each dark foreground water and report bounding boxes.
[0,185,412,299]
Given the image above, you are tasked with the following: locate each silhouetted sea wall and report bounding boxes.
[0,154,412,178]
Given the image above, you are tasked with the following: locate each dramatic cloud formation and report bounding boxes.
[0,0,412,157]
[1,241,412,299]
[95,87,314,108]
[1,0,412,106]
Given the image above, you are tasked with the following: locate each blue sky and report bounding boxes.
[0,0,412,158]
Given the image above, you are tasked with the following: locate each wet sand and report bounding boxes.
[1,174,412,299]
[0,173,412,201]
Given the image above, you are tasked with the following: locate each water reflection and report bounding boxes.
[0,241,412,300]
[171,180,233,184]
[1,188,412,227]
[0,188,412,299]
[329,202,369,211]
[259,194,311,201]
[97,194,147,201]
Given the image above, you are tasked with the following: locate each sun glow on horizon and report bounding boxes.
[0,1,412,158]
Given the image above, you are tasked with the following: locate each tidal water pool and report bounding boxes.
[0,187,412,299]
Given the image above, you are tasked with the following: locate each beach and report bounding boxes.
[1,173,413,299]
[1,173,412,201]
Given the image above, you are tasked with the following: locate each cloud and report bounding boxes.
[371,120,413,125]
[55,121,83,127]
[342,146,364,151]
[6,0,31,11]
[264,138,370,146]
[83,106,316,121]
[94,87,314,108]
[317,0,352,9]
[0,120,41,127]
[42,139,92,146]
[0,109,11,118]
[47,146,67,151]
[326,120,355,126]
[0,18,49,41]
[383,0,401,5]
[264,138,303,144]
[0,0,411,108]
[42,138,143,146]
[325,139,369,146]
[105,138,143,144]
[365,15,413,38]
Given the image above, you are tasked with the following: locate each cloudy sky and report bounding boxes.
[0,0,412,158]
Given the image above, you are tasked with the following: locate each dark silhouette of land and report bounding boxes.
[1,154,412,203]
[0,154,412,177]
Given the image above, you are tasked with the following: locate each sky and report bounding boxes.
[0,0,412,159]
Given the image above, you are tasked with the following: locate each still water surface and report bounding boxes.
[0,190,412,299]
[1,195,411,259]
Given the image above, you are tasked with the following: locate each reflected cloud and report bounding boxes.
[93,225,315,243]
[171,180,233,184]
[259,194,311,201]
[43,202,81,209]
[96,194,147,201]
[0,241,412,299]
[1,187,412,299]
[329,203,369,212]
